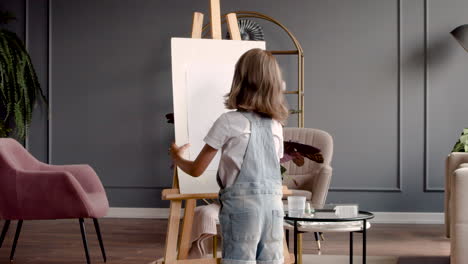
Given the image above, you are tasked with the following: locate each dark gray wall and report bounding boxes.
[2,0,467,211]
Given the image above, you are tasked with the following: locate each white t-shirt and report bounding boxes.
[203,111,284,188]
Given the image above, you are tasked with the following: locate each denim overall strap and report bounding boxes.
[234,112,282,186]
[218,112,283,196]
[218,111,284,264]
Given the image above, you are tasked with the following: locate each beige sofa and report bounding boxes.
[446,152,468,264]
[446,153,468,237]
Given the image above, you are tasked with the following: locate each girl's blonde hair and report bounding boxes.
[225,48,289,123]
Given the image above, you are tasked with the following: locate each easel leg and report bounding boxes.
[178,199,196,259]
[209,0,222,39]
[212,235,218,258]
[164,200,182,264]
[191,12,204,39]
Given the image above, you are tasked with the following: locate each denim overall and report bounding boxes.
[218,112,284,264]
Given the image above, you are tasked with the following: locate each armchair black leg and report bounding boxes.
[0,220,10,248]
[93,218,107,262]
[79,218,91,264]
[314,232,321,251]
[10,220,23,261]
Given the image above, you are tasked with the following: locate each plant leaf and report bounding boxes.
[0,29,46,140]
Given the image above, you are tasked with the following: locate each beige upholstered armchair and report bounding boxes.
[282,127,333,205]
[281,128,333,250]
[446,153,468,264]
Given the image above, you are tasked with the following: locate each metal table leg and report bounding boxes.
[350,232,353,264]
[293,221,298,264]
[298,233,303,264]
[363,219,367,264]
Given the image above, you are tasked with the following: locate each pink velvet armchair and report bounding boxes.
[0,138,109,263]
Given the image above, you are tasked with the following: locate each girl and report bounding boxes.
[170,48,288,264]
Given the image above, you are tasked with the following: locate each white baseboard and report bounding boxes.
[107,207,444,224]
[107,207,183,219]
[372,212,444,224]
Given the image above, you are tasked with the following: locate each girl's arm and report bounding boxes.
[170,143,218,177]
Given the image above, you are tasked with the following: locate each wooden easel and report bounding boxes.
[158,1,294,263]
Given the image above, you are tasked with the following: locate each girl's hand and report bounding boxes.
[169,143,218,177]
[170,142,190,161]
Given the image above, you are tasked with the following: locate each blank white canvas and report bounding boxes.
[171,38,265,194]
[187,63,232,172]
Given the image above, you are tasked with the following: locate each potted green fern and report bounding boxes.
[0,11,46,140]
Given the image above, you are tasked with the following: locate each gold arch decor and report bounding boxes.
[202,11,305,128]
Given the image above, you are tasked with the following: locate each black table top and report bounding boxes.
[284,209,374,222]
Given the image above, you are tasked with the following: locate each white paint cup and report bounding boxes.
[288,196,306,218]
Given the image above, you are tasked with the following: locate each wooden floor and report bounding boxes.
[0,219,450,264]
